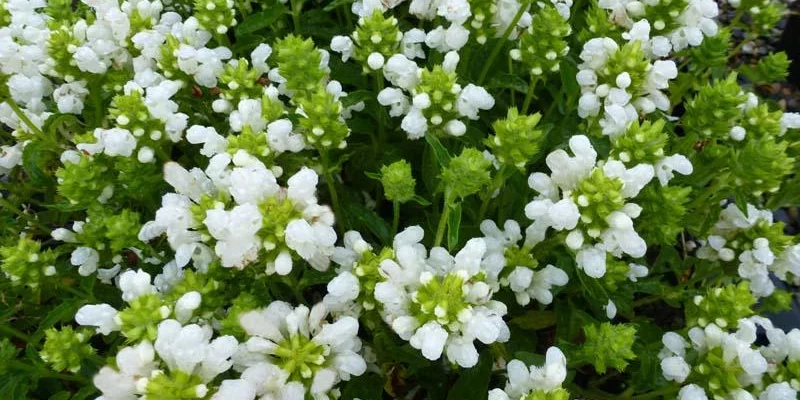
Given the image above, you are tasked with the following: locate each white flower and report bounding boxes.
[250,43,272,74]
[679,384,709,400]
[204,203,263,269]
[330,36,354,63]
[76,303,121,335]
[93,341,156,400]
[759,382,798,400]
[70,247,100,276]
[237,302,366,397]
[119,269,156,302]
[490,347,568,399]
[456,84,495,120]
[186,125,227,157]
[266,119,306,153]
[53,81,89,114]
[285,219,337,272]
[383,54,420,90]
[154,319,238,382]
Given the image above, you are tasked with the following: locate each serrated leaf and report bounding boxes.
[235,2,288,37]
[446,351,492,400]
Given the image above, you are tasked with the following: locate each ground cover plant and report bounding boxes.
[1,0,800,398]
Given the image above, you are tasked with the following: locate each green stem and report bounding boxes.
[0,324,32,343]
[477,1,530,85]
[508,57,516,105]
[290,0,304,34]
[374,72,387,148]
[522,75,540,113]
[478,166,509,221]
[433,199,452,248]
[629,385,680,400]
[4,97,44,136]
[320,151,342,231]
[9,360,88,383]
[392,201,400,236]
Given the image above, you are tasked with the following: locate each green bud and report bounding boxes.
[0,237,57,288]
[465,0,497,45]
[513,3,571,76]
[351,247,394,311]
[611,119,668,165]
[296,87,350,149]
[441,148,492,201]
[641,0,689,34]
[227,126,272,158]
[740,51,790,84]
[731,136,792,196]
[117,294,169,342]
[635,185,692,246]
[274,35,327,101]
[146,370,208,400]
[521,388,571,400]
[486,108,545,170]
[411,272,472,326]
[759,289,794,313]
[219,58,263,103]
[683,74,747,140]
[685,282,756,328]
[219,292,260,339]
[577,322,637,373]
[578,3,623,43]
[46,25,84,81]
[571,168,625,233]
[40,327,95,373]
[689,28,731,72]
[158,35,189,82]
[380,160,416,203]
[78,206,142,254]
[56,154,113,208]
[0,0,10,26]
[353,10,402,68]
[193,0,236,35]
[414,65,460,137]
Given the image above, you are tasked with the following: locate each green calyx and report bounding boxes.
[77,206,142,254]
[353,10,402,66]
[571,168,625,235]
[690,28,731,71]
[274,35,327,101]
[0,237,56,288]
[731,136,793,195]
[514,4,571,76]
[504,244,538,271]
[611,119,668,165]
[296,87,350,149]
[159,35,189,82]
[56,155,112,207]
[262,93,287,122]
[116,294,169,342]
[274,333,327,382]
[227,126,271,158]
[219,292,260,338]
[353,247,394,310]
[487,108,545,170]
[190,194,226,241]
[578,3,622,43]
[258,195,302,255]
[694,346,743,398]
[219,58,263,103]
[47,26,84,81]
[193,0,236,34]
[146,370,208,400]
[636,185,691,246]
[466,0,497,44]
[641,0,688,34]
[40,327,95,373]
[600,41,650,96]
[441,148,492,202]
[412,272,471,326]
[521,388,571,400]
[685,282,756,328]
[0,0,11,26]
[167,269,224,316]
[577,322,637,373]
[380,160,416,203]
[683,74,747,140]
[109,90,170,149]
[414,65,460,137]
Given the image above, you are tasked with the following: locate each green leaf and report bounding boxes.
[31,298,87,343]
[513,351,545,367]
[424,133,451,167]
[410,195,432,206]
[323,0,355,11]
[372,331,429,369]
[49,392,71,400]
[21,141,56,186]
[343,202,393,247]
[0,374,31,400]
[447,202,462,250]
[486,73,528,94]
[446,351,493,400]
[235,2,288,37]
[341,373,384,400]
[510,309,557,331]
[341,90,373,108]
